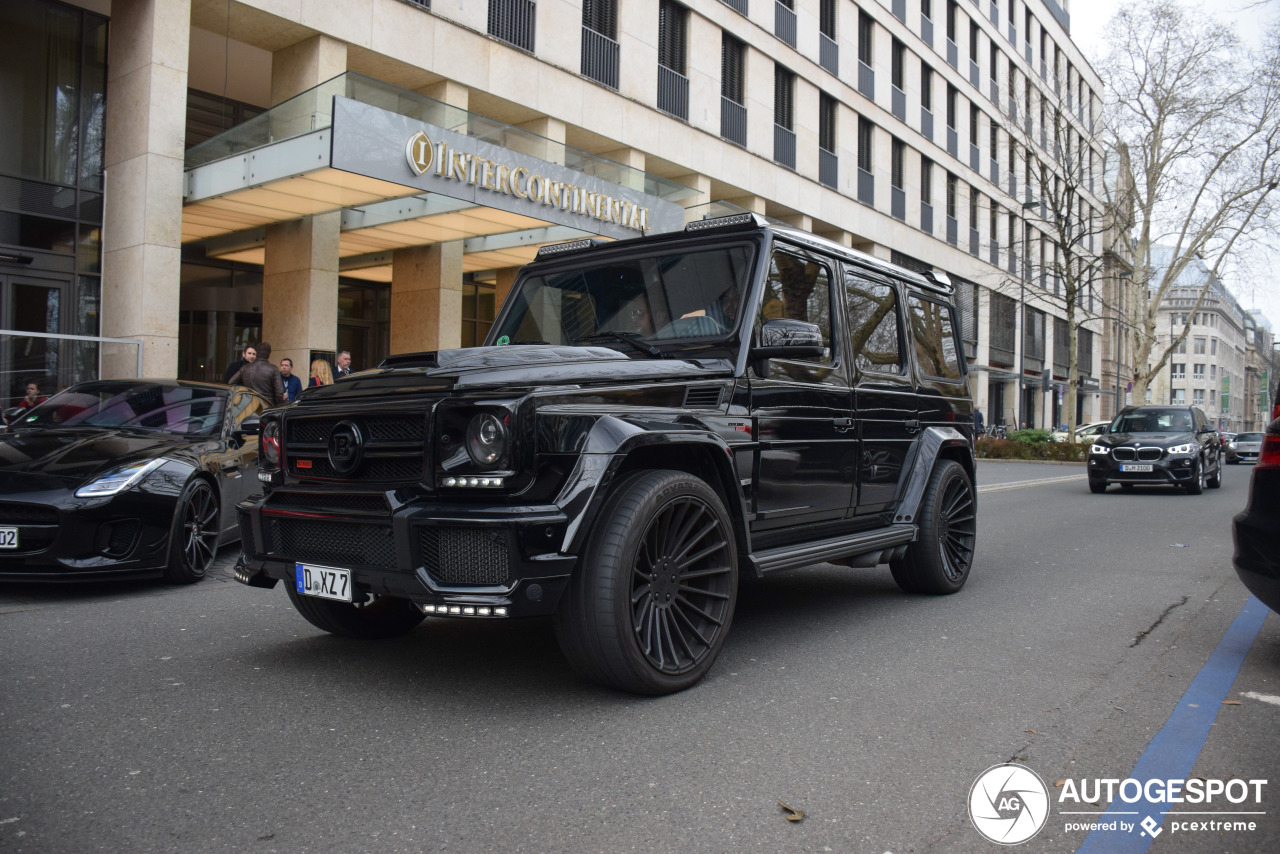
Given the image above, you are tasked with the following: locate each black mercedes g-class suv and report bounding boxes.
[235,214,977,694]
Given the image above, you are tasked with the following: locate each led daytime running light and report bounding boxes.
[75,458,167,498]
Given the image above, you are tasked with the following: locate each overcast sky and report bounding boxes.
[1065,0,1280,330]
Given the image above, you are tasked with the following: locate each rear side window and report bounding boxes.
[845,274,903,374]
[758,248,834,365]
[907,294,963,381]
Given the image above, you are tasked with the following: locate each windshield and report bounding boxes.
[489,244,755,351]
[1236,433,1264,442]
[1110,409,1196,434]
[11,382,227,435]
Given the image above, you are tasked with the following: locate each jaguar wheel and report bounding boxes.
[163,480,220,584]
[285,588,425,639]
[890,460,976,594]
[554,470,738,695]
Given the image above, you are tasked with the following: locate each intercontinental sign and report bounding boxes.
[330,97,684,240]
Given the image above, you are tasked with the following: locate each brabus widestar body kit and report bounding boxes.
[234,214,978,694]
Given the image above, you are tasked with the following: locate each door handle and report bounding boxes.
[833,416,854,432]
[905,419,922,434]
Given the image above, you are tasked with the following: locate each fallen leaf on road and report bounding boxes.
[1025,729,1037,734]
[1222,700,1241,705]
[778,802,805,822]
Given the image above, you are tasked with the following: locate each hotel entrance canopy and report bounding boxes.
[183,73,691,275]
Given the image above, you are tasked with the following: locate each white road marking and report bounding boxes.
[1241,691,1280,707]
[977,473,1086,493]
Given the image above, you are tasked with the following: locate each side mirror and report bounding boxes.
[2,406,25,426]
[235,415,262,439]
[751,318,827,361]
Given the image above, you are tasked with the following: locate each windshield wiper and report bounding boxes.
[575,331,663,358]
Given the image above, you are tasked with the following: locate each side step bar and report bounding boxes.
[748,524,917,575]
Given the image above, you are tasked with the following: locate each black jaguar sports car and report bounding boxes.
[0,380,269,583]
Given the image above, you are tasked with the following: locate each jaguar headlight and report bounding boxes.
[465,412,508,468]
[1090,444,1109,456]
[1167,442,1195,455]
[75,458,167,498]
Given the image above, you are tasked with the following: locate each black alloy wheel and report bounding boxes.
[891,460,976,594]
[1185,460,1205,495]
[555,470,738,695]
[164,480,220,583]
[1206,458,1222,489]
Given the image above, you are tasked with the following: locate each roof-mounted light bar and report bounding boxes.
[684,212,768,232]
[535,238,608,258]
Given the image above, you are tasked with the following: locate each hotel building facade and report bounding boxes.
[2,0,1110,428]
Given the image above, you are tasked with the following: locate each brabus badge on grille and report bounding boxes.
[328,420,365,475]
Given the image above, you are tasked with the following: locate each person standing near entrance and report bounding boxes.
[335,350,352,378]
[973,407,985,435]
[309,359,333,388]
[223,344,256,383]
[279,358,302,402]
[229,342,284,406]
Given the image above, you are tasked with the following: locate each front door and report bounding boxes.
[748,244,855,534]
[1,273,70,407]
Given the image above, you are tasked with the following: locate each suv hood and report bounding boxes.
[0,427,197,485]
[299,345,736,400]
[1098,431,1197,447]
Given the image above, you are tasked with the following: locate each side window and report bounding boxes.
[907,295,963,381]
[845,274,903,375]
[758,248,834,364]
[228,392,265,429]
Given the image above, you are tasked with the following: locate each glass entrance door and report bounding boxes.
[1,273,70,407]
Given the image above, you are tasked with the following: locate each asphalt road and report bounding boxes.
[1,461,1275,853]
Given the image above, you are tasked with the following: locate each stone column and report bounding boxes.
[494,268,520,318]
[390,243,464,353]
[101,0,191,379]
[262,35,348,375]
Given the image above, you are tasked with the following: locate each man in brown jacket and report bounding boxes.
[228,341,285,405]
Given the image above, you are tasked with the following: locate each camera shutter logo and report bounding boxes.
[328,420,365,475]
[968,763,1050,845]
[406,130,434,175]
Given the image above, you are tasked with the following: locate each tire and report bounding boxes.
[554,470,738,695]
[1090,479,1108,494]
[286,587,425,639]
[1185,461,1204,495]
[163,480,220,583]
[1206,461,1222,489]
[890,460,976,594]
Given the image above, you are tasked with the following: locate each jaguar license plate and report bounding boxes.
[296,563,352,602]
[1120,464,1153,473]
[0,527,17,549]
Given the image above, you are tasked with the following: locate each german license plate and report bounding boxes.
[0,527,16,549]
[296,563,352,602]
[1120,464,1153,473]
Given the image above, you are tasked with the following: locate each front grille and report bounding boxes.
[284,409,429,484]
[0,503,59,525]
[267,518,398,569]
[419,527,510,586]
[1112,447,1135,461]
[1137,447,1164,462]
[267,492,389,514]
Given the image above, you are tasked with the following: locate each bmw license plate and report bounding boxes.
[1120,464,1153,473]
[296,563,352,602]
[0,527,16,549]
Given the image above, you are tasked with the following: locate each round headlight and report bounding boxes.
[466,413,508,467]
[262,420,281,467]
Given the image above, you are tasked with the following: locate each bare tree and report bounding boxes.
[1100,0,1280,405]
[999,68,1111,437]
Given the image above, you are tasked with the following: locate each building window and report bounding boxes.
[774,64,796,169]
[819,92,838,188]
[819,0,838,72]
[1172,363,1185,379]
[858,11,875,97]
[1194,337,1206,354]
[891,138,906,220]
[657,1,689,119]
[921,62,933,110]
[462,281,497,347]
[581,0,619,88]
[1172,388,1186,404]
[489,0,536,52]
[721,33,747,145]
[1193,388,1205,405]
[857,116,875,204]
[1193,363,1205,380]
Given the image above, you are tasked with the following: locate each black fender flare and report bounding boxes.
[892,426,976,526]
[555,415,749,557]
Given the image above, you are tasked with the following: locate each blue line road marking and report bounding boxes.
[1075,595,1271,854]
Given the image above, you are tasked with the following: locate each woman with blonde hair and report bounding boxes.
[308,359,334,388]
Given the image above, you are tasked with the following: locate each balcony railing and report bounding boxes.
[581,27,620,89]
[721,0,748,14]
[947,38,959,69]
[1008,22,1016,45]
[921,15,934,49]
[989,239,999,266]
[774,124,796,169]
[775,1,797,47]
[657,65,689,121]
[858,62,875,99]
[989,79,999,104]
[1008,171,1017,198]
[489,0,536,52]
[721,98,747,146]
[947,215,959,245]
[947,126,958,157]
[820,34,838,75]
[819,148,838,189]
[892,186,906,220]
[970,227,980,256]
[857,168,874,205]
[990,157,999,183]
[921,202,933,234]
[892,0,907,22]
[892,86,906,121]
[969,59,980,88]
[970,143,980,171]
[921,108,933,140]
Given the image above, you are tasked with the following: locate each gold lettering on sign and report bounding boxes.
[405,130,654,233]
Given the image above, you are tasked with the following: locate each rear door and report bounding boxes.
[845,270,916,514]
[905,291,970,436]
[748,243,855,532]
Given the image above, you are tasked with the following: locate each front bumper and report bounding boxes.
[1086,453,1200,486]
[236,492,577,618]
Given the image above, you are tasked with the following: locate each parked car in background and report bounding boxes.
[1232,417,1280,612]
[1086,405,1223,495]
[1051,421,1110,443]
[0,380,268,583]
[1227,432,1264,464]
